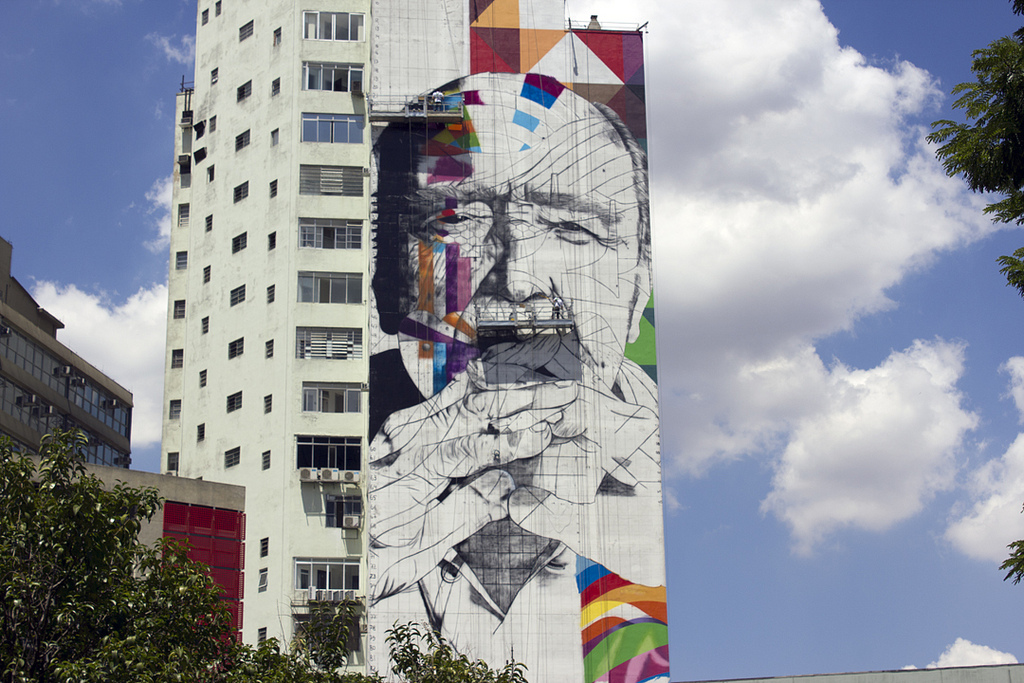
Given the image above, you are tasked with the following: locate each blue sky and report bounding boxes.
[4,0,1024,680]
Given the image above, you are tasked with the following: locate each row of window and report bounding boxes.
[177,212,363,252]
[171,327,361,371]
[168,382,360,420]
[168,437,363,475]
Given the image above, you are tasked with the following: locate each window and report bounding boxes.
[233,182,249,202]
[178,203,190,228]
[173,300,186,319]
[271,129,279,146]
[175,251,188,270]
[265,339,275,357]
[302,11,365,42]
[258,568,268,592]
[258,627,267,642]
[205,214,213,232]
[296,327,362,360]
[215,1,221,16]
[293,558,359,591]
[264,394,272,413]
[230,285,246,306]
[273,27,282,46]
[197,423,205,442]
[167,452,179,471]
[268,232,276,250]
[209,115,217,132]
[207,165,215,182]
[262,450,271,470]
[260,537,269,557]
[235,129,250,151]
[301,113,363,144]
[266,285,275,303]
[326,494,362,528]
[269,179,278,197]
[301,383,361,413]
[202,9,209,24]
[232,232,247,253]
[226,391,243,413]
[201,317,210,334]
[199,369,208,387]
[272,77,280,96]
[239,20,254,41]
[297,435,361,469]
[303,63,364,93]
[228,337,244,359]
[203,265,211,283]
[211,68,219,84]
[297,272,362,304]
[237,80,252,102]
[299,219,361,250]
[225,446,240,468]
[169,399,182,420]
[171,348,184,369]
[299,165,362,196]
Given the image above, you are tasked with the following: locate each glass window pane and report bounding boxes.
[303,388,316,411]
[302,117,318,142]
[336,13,350,40]
[351,15,364,41]
[331,277,346,302]
[347,389,361,413]
[304,12,317,38]
[350,68,363,92]
[306,64,321,91]
[349,117,362,145]
[320,14,333,40]
[347,274,362,303]
[318,120,332,142]
[298,275,314,301]
[333,68,348,92]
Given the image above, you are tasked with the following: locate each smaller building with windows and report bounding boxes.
[0,237,133,466]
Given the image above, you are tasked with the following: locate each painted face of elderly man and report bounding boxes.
[368,72,666,681]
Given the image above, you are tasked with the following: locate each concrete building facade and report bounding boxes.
[0,237,133,467]
[163,2,665,681]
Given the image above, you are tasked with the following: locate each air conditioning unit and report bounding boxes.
[351,83,363,95]
[360,619,368,633]
[319,468,340,483]
[0,325,11,336]
[101,398,120,410]
[54,365,74,377]
[299,468,319,482]
[16,394,40,407]
[307,586,317,601]
[342,589,356,602]
[69,377,86,388]
[32,405,58,417]
[360,382,369,391]
[342,515,362,529]
[342,470,360,484]
[180,111,194,127]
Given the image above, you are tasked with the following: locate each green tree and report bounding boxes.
[0,430,525,683]
[927,0,1024,297]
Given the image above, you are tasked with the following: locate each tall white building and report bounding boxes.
[165,1,667,681]
[163,0,372,659]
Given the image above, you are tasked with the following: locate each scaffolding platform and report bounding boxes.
[475,301,574,337]
[368,94,464,123]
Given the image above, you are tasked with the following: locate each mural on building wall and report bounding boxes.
[367,6,666,681]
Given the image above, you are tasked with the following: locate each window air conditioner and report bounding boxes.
[307,586,317,601]
[342,515,362,529]
[343,590,356,602]
[102,399,120,410]
[16,394,39,407]
[342,470,360,484]
[180,111,194,127]
[54,365,74,377]
[299,467,319,482]
[320,468,340,483]
[0,325,11,336]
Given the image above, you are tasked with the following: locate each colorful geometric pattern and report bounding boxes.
[469,0,648,148]
[577,557,669,683]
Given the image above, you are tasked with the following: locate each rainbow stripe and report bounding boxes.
[577,557,669,683]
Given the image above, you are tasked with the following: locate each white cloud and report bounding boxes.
[31,282,168,453]
[563,0,1001,551]
[1002,357,1024,423]
[760,340,976,554]
[143,175,173,253]
[946,442,1024,563]
[146,33,195,66]
[925,638,1017,668]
